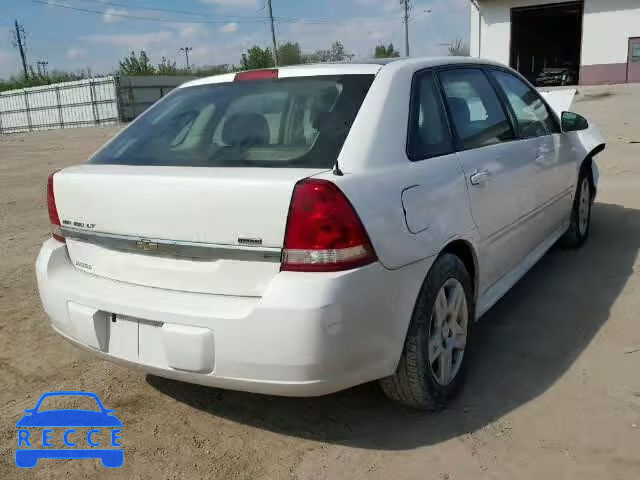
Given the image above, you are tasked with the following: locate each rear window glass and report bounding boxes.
[91,75,374,168]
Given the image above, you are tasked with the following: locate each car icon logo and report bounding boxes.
[15,391,123,468]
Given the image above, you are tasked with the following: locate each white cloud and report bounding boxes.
[102,8,128,23]
[84,31,173,48]
[188,32,265,66]
[169,23,207,39]
[354,0,399,14]
[199,0,258,9]
[46,0,71,6]
[67,47,88,60]
[220,22,239,34]
[7,0,468,78]
[279,0,469,60]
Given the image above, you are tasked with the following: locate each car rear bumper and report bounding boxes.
[37,239,430,396]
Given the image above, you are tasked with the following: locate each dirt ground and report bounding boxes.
[1,84,640,480]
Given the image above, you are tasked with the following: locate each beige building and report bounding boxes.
[470,0,640,85]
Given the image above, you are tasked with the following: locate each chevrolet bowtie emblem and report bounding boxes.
[136,240,158,251]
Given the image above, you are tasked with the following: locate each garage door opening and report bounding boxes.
[510,1,583,87]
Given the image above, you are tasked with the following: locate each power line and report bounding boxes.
[74,0,270,20]
[75,0,371,24]
[32,0,377,25]
[31,0,266,24]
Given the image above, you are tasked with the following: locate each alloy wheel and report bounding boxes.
[428,278,469,386]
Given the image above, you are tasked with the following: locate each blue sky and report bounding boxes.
[0,0,470,78]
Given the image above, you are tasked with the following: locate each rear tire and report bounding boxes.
[561,165,593,248]
[379,254,474,410]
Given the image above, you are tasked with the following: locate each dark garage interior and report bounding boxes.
[510,1,583,86]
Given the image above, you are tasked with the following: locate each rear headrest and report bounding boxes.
[448,97,471,124]
[310,87,340,129]
[222,113,270,146]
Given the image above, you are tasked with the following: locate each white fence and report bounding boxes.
[0,77,119,134]
[0,75,198,134]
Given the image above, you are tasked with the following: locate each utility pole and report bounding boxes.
[12,20,29,78]
[37,60,48,77]
[180,46,192,71]
[400,0,411,57]
[470,0,481,58]
[267,0,278,66]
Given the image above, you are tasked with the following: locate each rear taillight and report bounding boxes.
[282,179,377,272]
[47,172,65,243]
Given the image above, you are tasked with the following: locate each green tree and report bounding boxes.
[0,68,89,92]
[448,38,470,57]
[303,41,348,63]
[157,56,178,75]
[239,46,275,70]
[118,50,155,76]
[277,42,303,66]
[374,43,400,58]
[196,64,233,76]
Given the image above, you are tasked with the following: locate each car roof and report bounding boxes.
[180,56,507,88]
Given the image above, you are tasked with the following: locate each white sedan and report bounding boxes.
[37,58,605,409]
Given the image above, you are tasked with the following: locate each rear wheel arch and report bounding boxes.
[439,239,478,310]
[380,251,475,409]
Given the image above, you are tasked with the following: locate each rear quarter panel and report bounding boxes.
[321,61,477,270]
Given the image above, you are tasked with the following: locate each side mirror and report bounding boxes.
[561,111,589,132]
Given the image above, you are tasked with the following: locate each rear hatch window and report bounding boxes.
[91,75,374,168]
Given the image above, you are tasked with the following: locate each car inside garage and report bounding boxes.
[510,1,583,86]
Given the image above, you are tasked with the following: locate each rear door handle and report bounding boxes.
[470,170,491,186]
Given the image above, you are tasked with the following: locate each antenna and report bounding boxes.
[332,160,344,176]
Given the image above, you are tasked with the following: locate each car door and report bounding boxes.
[398,70,475,260]
[489,68,574,243]
[436,67,541,295]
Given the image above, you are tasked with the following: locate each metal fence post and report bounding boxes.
[114,76,125,123]
[88,80,99,125]
[24,90,33,132]
[55,86,64,129]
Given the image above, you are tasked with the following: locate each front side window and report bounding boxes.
[407,72,453,160]
[437,68,514,150]
[91,75,373,168]
[491,70,559,138]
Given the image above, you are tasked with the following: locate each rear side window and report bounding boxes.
[91,75,374,168]
[438,69,515,150]
[407,72,453,160]
[491,70,559,138]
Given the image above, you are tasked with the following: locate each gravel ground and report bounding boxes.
[1,84,640,479]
